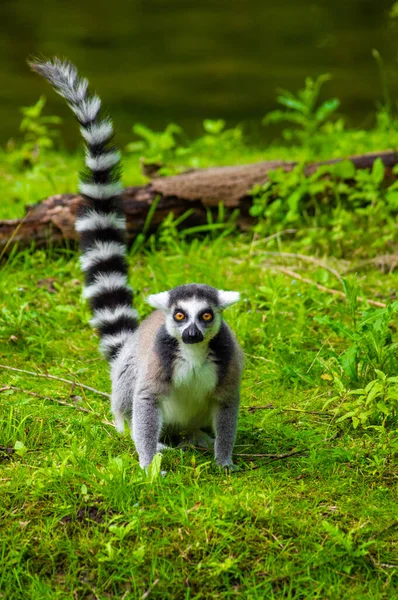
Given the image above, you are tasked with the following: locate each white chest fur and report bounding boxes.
[160,344,218,429]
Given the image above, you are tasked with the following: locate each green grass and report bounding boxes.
[1,233,397,599]
[1,87,398,597]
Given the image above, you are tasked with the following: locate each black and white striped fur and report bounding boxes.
[30,58,138,361]
[32,58,244,470]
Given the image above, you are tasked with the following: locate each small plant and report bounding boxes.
[263,74,340,148]
[372,49,393,124]
[147,203,238,252]
[325,370,398,430]
[10,95,62,167]
[129,196,238,255]
[249,156,398,255]
[129,195,161,256]
[125,122,183,172]
[345,157,385,206]
[318,300,398,384]
[249,163,333,230]
[322,521,375,572]
[176,119,244,167]
[125,119,245,172]
[149,209,196,252]
[390,1,398,18]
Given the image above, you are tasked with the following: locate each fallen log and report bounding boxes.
[1,149,397,253]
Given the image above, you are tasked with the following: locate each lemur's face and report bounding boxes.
[166,298,222,344]
[147,284,240,345]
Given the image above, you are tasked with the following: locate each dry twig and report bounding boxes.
[0,364,110,398]
[0,211,30,262]
[275,267,387,308]
[251,229,298,247]
[1,385,114,427]
[245,405,328,416]
[142,579,160,600]
[343,254,398,275]
[234,449,306,460]
[262,251,343,282]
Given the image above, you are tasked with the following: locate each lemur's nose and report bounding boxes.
[182,324,204,344]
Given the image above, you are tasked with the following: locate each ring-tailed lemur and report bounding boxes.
[30,58,244,469]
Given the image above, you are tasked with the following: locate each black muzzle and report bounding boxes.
[182,324,204,344]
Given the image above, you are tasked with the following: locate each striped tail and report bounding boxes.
[30,58,139,361]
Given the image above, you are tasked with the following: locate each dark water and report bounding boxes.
[1,0,398,147]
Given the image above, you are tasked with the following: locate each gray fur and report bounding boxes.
[111,307,244,468]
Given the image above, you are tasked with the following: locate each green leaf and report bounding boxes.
[374,369,386,380]
[371,158,385,185]
[358,411,371,423]
[336,411,357,423]
[132,123,153,141]
[386,191,398,209]
[315,98,340,123]
[390,1,398,18]
[315,315,357,340]
[340,345,358,380]
[147,453,163,482]
[286,187,305,215]
[263,110,306,126]
[20,95,47,119]
[333,160,356,179]
[203,119,225,135]
[125,141,145,153]
[14,440,27,456]
[376,401,390,416]
[277,96,307,113]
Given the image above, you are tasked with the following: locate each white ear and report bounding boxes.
[218,290,240,308]
[146,291,170,310]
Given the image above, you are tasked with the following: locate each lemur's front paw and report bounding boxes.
[216,460,239,472]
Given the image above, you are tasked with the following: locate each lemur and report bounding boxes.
[31,58,244,469]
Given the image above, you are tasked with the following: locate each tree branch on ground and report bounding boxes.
[274,266,387,308]
[0,364,110,398]
[1,150,397,252]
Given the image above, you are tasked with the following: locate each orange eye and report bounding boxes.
[202,312,213,322]
[174,312,186,321]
